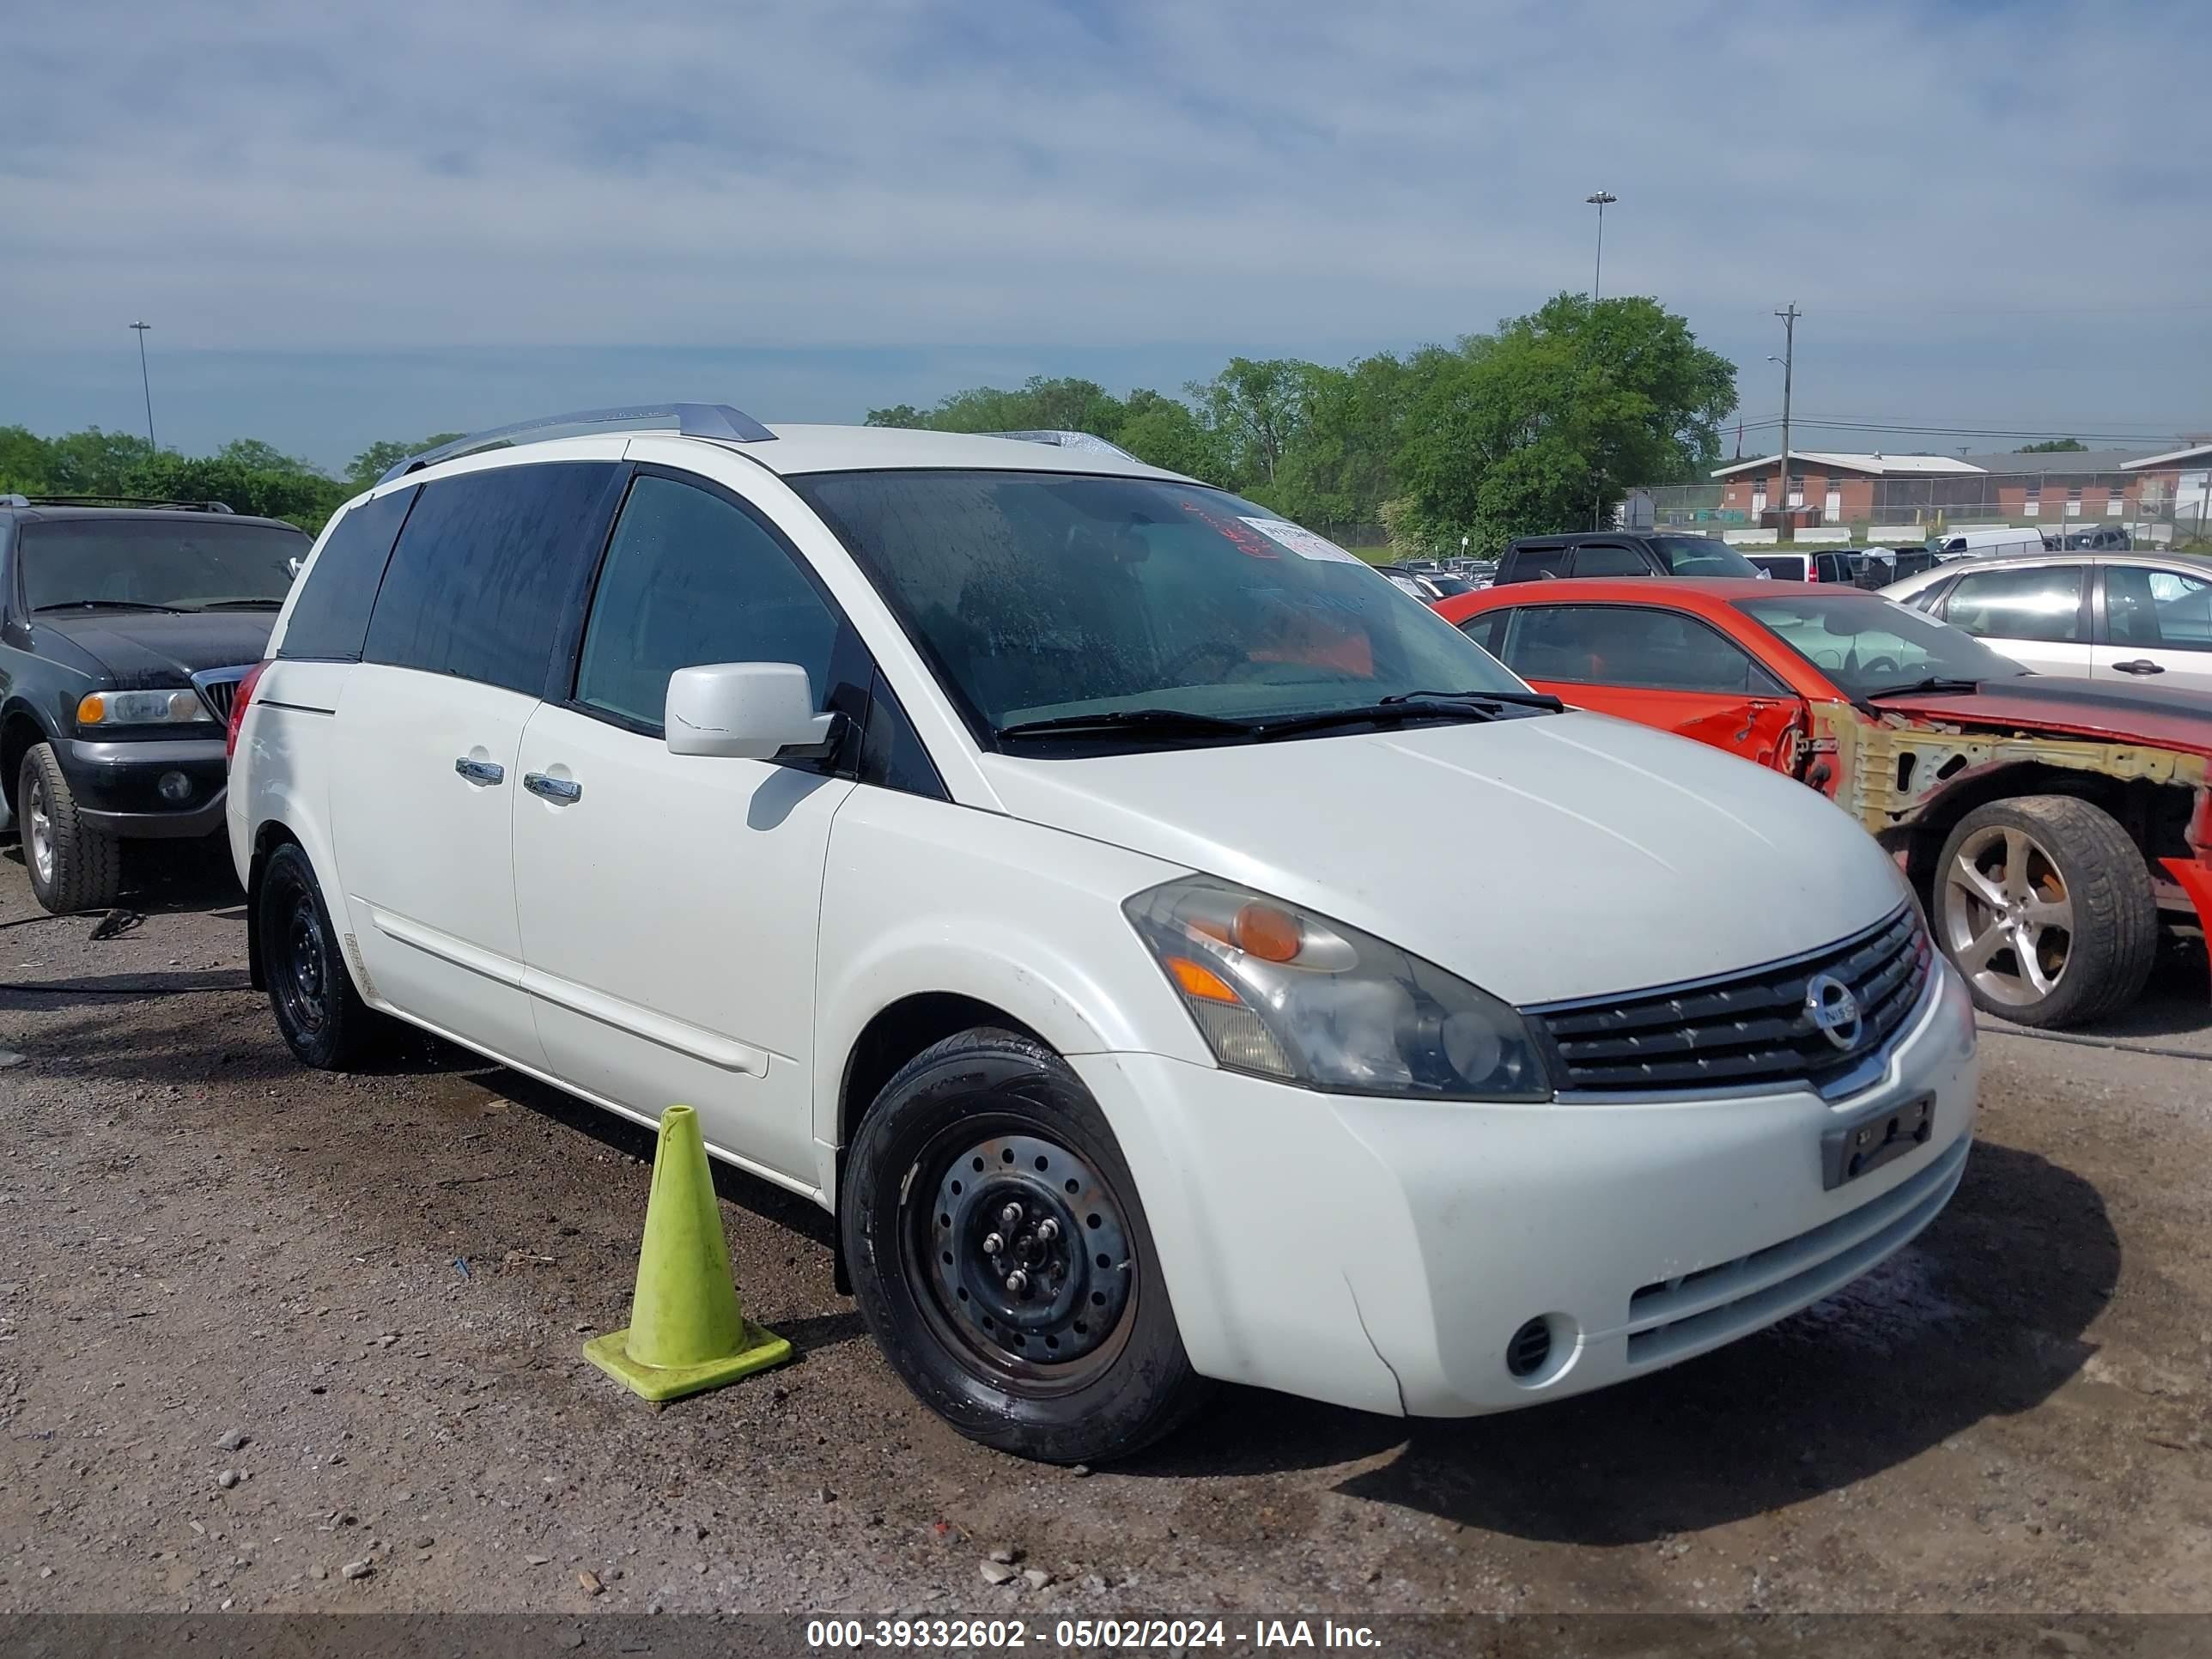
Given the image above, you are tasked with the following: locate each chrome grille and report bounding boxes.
[1530,904,1933,1096]
[191,665,252,724]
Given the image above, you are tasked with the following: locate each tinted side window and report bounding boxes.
[1569,544,1650,578]
[1498,605,1784,694]
[279,486,416,662]
[859,669,947,799]
[1941,564,2084,644]
[1507,544,1567,580]
[363,463,622,695]
[1456,612,1508,654]
[574,475,842,731]
[2106,567,2212,652]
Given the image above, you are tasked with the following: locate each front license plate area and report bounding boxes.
[1822,1091,1935,1190]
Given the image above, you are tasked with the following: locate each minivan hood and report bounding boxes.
[980,712,1907,1006]
[33,611,274,688]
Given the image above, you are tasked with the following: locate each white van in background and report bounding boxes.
[1930,526,2045,561]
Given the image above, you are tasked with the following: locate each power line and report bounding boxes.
[1795,300,2212,318]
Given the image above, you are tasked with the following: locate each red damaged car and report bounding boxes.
[1437,579,2212,1029]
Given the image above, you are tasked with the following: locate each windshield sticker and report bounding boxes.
[1178,499,1279,558]
[1239,518,1363,564]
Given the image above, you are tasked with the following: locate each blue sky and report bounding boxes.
[4,0,2207,472]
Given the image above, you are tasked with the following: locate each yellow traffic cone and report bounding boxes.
[584,1104,793,1402]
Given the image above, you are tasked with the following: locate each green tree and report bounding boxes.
[38,428,159,496]
[865,377,1127,439]
[1187,357,1319,489]
[2018,437,2087,453]
[346,433,465,487]
[0,425,55,495]
[1393,295,1735,550]
[1113,389,1231,481]
[216,438,324,475]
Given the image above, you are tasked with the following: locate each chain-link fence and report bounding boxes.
[1627,465,2212,552]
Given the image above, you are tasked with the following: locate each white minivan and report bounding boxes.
[226,406,1978,1462]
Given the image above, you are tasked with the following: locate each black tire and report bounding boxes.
[842,1027,1208,1464]
[1932,794,2157,1029]
[17,743,121,915]
[257,842,384,1069]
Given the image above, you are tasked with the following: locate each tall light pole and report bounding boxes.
[1771,303,1800,543]
[1585,191,1617,302]
[129,321,156,448]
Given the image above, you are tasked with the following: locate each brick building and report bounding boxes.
[1710,452,1984,528]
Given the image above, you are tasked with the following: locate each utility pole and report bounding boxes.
[1774,304,1799,543]
[1585,191,1617,302]
[130,321,156,448]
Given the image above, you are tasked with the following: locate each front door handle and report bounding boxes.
[523,771,582,804]
[2112,659,2165,675]
[454,757,506,786]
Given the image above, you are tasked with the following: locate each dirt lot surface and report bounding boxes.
[2,843,2209,1620]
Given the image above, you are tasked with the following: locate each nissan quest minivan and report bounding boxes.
[226,406,1979,1462]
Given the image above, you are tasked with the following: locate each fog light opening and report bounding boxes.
[1505,1317,1552,1379]
[157,771,193,803]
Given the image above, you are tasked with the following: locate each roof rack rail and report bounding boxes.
[987,429,1143,462]
[378,404,776,485]
[12,495,235,513]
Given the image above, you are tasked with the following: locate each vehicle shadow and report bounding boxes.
[463,1055,842,1257]
[0,833,242,916]
[1992,947,2211,1043]
[1122,1139,2115,1543]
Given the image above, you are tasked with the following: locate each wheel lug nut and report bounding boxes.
[1005,1269,1029,1297]
[982,1232,1004,1255]
[1035,1218,1059,1243]
[1000,1202,1024,1229]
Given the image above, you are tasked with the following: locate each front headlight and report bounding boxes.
[1124,876,1552,1101]
[77,690,212,726]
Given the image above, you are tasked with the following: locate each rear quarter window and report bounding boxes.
[362,462,624,696]
[1504,544,1567,581]
[278,487,416,662]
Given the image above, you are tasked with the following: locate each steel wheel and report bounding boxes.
[902,1122,1136,1395]
[273,884,331,1038]
[23,775,52,888]
[1942,823,2074,1007]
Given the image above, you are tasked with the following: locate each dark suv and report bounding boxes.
[1492,531,1763,585]
[0,496,308,911]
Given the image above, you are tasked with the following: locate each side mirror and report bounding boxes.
[286,556,306,580]
[665,663,839,760]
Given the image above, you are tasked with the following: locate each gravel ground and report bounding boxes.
[2,841,2209,1618]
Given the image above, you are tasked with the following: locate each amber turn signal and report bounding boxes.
[1231,901,1304,963]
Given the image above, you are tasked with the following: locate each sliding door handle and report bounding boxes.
[2112,659,2165,676]
[523,772,582,804]
[453,757,505,786]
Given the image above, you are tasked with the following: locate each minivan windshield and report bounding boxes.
[1736,593,2030,699]
[794,471,1535,745]
[20,519,305,614]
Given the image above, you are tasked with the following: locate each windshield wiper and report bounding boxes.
[1379,688,1566,713]
[997,708,1260,743]
[33,599,189,615]
[195,598,285,611]
[1862,676,1981,699]
[1249,700,1506,739]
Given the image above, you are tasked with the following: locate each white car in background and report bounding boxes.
[1883,553,2212,694]
[225,405,1978,1463]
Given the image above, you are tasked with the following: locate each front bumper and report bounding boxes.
[1075,958,1979,1419]
[61,738,229,839]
